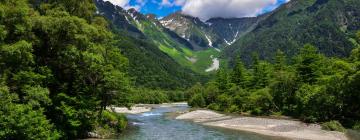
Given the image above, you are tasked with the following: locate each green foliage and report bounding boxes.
[128,89,169,104]
[0,0,132,139]
[225,0,360,64]
[165,90,188,102]
[295,44,323,84]
[215,94,232,112]
[100,111,127,132]
[48,0,96,20]
[115,36,203,89]
[187,83,206,107]
[321,121,346,132]
[231,55,250,88]
[353,122,360,131]
[188,43,360,128]
[0,85,61,139]
[189,93,206,108]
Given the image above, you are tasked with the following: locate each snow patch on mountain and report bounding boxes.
[160,19,173,27]
[185,56,197,63]
[205,22,213,26]
[124,15,130,23]
[205,34,213,47]
[206,56,220,72]
[224,31,239,46]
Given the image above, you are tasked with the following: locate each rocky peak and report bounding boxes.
[146,14,157,20]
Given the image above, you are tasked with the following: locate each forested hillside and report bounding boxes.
[0,0,131,139]
[188,33,360,130]
[1,0,360,139]
[114,35,202,89]
[224,0,360,64]
[95,0,223,74]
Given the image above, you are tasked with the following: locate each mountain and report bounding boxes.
[160,12,260,49]
[95,0,206,89]
[224,0,360,63]
[95,0,145,38]
[160,12,219,50]
[95,0,222,74]
[206,17,259,46]
[95,0,360,73]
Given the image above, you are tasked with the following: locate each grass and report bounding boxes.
[158,44,222,74]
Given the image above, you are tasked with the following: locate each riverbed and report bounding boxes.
[116,104,285,140]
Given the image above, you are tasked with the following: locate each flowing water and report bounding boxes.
[117,104,284,140]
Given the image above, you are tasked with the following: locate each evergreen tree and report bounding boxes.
[216,69,231,93]
[295,44,322,84]
[274,49,286,71]
[231,55,249,88]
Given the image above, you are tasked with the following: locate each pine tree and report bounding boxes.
[296,44,322,84]
[231,55,249,88]
[274,49,286,71]
[216,69,231,93]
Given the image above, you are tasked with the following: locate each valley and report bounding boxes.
[1,0,360,139]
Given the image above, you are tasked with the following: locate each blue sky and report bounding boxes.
[129,0,182,17]
[107,0,290,20]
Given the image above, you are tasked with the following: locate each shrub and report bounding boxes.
[215,94,232,111]
[101,111,127,132]
[188,93,206,108]
[353,121,360,131]
[207,103,220,111]
[226,105,239,113]
[321,121,346,132]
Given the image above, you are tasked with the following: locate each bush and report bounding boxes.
[101,111,127,132]
[188,93,206,108]
[247,88,273,115]
[215,94,232,111]
[353,121,360,131]
[165,90,187,102]
[321,121,346,132]
[207,103,220,111]
[226,105,239,113]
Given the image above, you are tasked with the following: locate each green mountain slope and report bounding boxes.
[115,35,203,89]
[224,0,360,63]
[95,0,221,74]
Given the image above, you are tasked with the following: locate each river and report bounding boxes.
[117,104,284,140]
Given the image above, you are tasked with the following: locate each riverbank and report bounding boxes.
[107,106,151,114]
[107,102,188,114]
[176,110,348,140]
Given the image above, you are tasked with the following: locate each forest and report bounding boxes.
[1,0,360,139]
[0,0,133,139]
[188,39,360,131]
[0,0,190,139]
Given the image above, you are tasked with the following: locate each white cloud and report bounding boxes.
[104,0,146,10]
[181,0,279,20]
[104,0,130,7]
[159,0,185,7]
[174,0,186,6]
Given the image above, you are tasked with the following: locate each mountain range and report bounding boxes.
[95,0,360,88]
